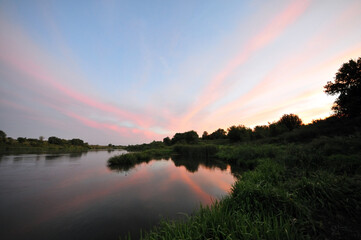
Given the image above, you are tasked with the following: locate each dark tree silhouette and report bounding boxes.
[202,131,209,140]
[324,57,361,117]
[0,130,6,142]
[171,130,199,144]
[209,128,227,140]
[253,125,269,139]
[70,138,84,146]
[278,114,303,131]
[48,136,63,145]
[227,125,252,142]
[163,137,171,145]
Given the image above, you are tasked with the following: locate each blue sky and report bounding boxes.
[1,0,361,144]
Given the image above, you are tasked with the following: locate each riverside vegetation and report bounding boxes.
[0,133,121,154]
[110,115,361,240]
[109,58,361,239]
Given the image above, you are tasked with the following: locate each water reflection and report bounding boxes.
[108,155,239,177]
[0,151,239,240]
[172,155,228,173]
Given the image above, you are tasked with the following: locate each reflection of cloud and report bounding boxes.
[21,165,151,233]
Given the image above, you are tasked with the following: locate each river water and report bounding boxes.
[0,150,237,239]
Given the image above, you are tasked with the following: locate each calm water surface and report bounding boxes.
[0,150,237,240]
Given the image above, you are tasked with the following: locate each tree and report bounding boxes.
[171,130,199,144]
[163,137,171,146]
[253,125,270,139]
[0,130,6,143]
[70,138,84,146]
[227,125,252,142]
[278,114,303,131]
[209,128,227,140]
[48,136,63,145]
[184,130,199,143]
[324,57,361,117]
[17,137,27,143]
[202,131,209,140]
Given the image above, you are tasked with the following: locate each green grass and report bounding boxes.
[116,132,361,240]
[112,128,361,240]
[108,147,172,172]
[173,144,218,158]
[134,158,361,240]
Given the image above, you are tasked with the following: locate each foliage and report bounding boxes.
[253,125,270,139]
[207,128,227,140]
[108,148,172,172]
[70,138,84,146]
[0,133,90,153]
[201,131,208,140]
[0,130,6,142]
[227,125,252,142]
[278,113,303,131]
[48,136,63,145]
[163,137,171,146]
[173,144,218,158]
[141,158,361,240]
[119,115,361,239]
[171,130,199,144]
[324,57,361,117]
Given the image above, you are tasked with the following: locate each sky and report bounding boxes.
[1,0,361,145]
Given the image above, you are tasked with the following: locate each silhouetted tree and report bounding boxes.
[171,130,199,144]
[184,130,199,143]
[17,137,26,143]
[0,130,6,143]
[269,122,288,137]
[202,131,209,140]
[253,125,270,139]
[48,136,63,145]
[163,137,171,146]
[209,128,227,140]
[278,114,303,131]
[324,57,361,117]
[70,138,84,146]
[39,136,44,142]
[227,125,252,142]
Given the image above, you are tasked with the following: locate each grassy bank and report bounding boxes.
[112,127,361,239]
[138,135,361,239]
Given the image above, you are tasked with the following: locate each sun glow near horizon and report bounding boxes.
[1,0,361,144]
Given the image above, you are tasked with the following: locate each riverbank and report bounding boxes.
[110,117,361,239]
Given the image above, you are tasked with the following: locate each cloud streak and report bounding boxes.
[177,0,311,130]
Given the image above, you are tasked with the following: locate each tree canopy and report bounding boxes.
[278,113,303,131]
[227,125,252,142]
[324,57,361,117]
[171,130,199,144]
[0,130,6,142]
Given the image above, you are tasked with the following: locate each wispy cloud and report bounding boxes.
[0,16,165,143]
[176,0,311,130]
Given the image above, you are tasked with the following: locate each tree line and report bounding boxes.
[0,132,89,147]
[164,56,361,145]
[163,113,303,145]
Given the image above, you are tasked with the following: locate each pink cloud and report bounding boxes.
[0,18,164,142]
[176,0,311,130]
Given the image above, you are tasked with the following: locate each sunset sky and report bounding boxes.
[1,0,361,145]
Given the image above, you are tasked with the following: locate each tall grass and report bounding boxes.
[173,144,218,158]
[116,128,361,239]
[108,147,172,172]
[134,157,361,240]
[121,131,361,239]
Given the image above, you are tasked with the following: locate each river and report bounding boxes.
[0,150,237,239]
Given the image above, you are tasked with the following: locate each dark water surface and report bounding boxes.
[0,151,237,240]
